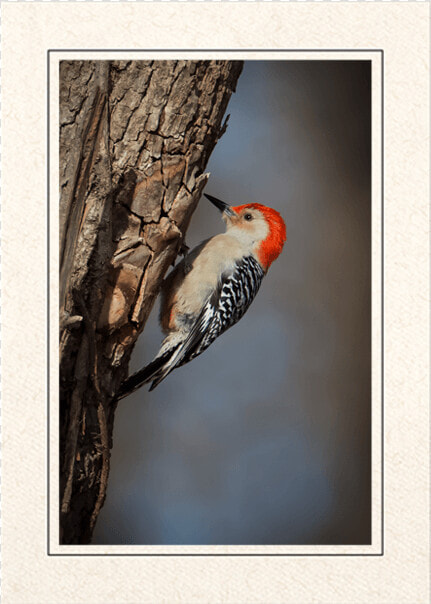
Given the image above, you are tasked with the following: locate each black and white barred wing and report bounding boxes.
[118,255,265,394]
[171,255,265,369]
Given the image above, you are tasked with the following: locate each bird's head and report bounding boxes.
[205,193,286,271]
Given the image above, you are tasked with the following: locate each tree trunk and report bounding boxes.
[59,59,243,544]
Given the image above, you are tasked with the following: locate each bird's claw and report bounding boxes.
[178,241,192,273]
[179,242,190,256]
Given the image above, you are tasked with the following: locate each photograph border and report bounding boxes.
[49,48,383,557]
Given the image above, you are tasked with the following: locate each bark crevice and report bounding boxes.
[59,59,243,544]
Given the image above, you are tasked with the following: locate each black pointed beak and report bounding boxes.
[204,193,235,217]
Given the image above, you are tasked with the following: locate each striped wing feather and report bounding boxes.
[165,255,264,372]
[118,256,265,394]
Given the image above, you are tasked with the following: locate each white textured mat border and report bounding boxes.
[1,3,429,603]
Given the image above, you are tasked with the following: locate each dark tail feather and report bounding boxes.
[116,349,176,400]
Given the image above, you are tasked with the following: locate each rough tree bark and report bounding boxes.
[59,60,243,544]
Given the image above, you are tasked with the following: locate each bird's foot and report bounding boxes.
[178,241,192,274]
[179,241,190,256]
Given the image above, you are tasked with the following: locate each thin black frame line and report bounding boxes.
[49,48,382,53]
[49,49,384,557]
[51,552,383,557]
[47,49,51,555]
[381,51,385,558]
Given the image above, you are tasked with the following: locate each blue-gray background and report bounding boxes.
[93,60,371,545]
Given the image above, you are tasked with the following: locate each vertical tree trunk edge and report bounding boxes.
[59,60,243,544]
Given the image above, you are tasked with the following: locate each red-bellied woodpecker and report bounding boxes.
[117,193,286,396]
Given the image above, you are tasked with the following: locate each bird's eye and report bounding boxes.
[244,213,253,221]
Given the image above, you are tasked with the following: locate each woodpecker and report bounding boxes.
[117,193,286,397]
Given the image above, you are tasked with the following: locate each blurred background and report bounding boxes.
[93,60,371,545]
